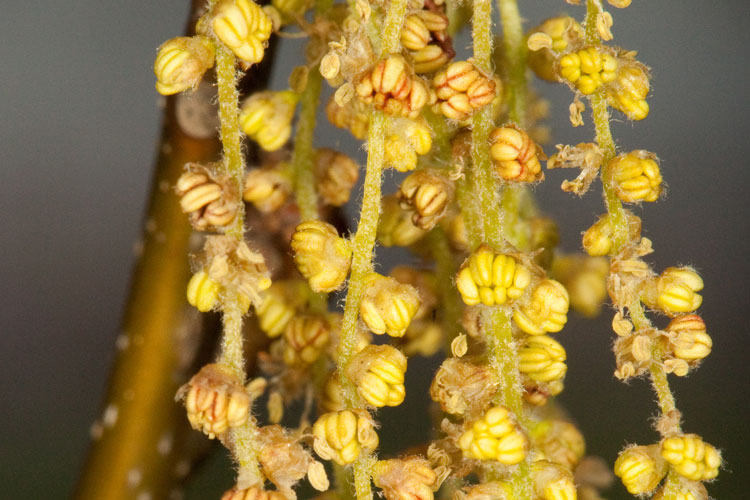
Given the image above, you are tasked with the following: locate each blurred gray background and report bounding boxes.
[1,0,748,498]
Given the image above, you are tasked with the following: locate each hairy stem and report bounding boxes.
[291,66,322,221]
[214,42,262,485]
[497,0,526,125]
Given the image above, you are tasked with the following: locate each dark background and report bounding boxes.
[1,1,747,498]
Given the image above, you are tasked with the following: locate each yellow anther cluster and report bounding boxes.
[489,127,544,183]
[582,211,641,257]
[291,220,352,293]
[641,267,703,316]
[312,410,379,465]
[607,63,650,120]
[373,457,438,500]
[530,420,585,470]
[176,165,238,230]
[401,9,453,74]
[518,335,567,383]
[239,90,299,151]
[355,55,432,118]
[378,195,427,247]
[314,148,359,207]
[181,364,250,439]
[398,170,454,230]
[221,487,287,500]
[360,272,421,337]
[187,270,221,312]
[211,0,272,65]
[154,36,215,95]
[282,314,330,366]
[458,405,528,464]
[384,118,433,172]
[325,94,370,140]
[433,61,496,121]
[614,444,668,495]
[513,279,570,335]
[430,358,498,417]
[243,166,292,213]
[256,281,306,337]
[661,434,721,481]
[559,47,617,95]
[609,150,663,203]
[455,245,532,306]
[532,460,577,500]
[390,267,438,320]
[527,17,583,82]
[651,483,708,500]
[551,254,608,317]
[347,344,407,407]
[666,314,712,362]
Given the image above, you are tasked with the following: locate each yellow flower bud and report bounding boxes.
[434,61,497,121]
[176,164,239,230]
[582,211,641,257]
[360,273,421,337]
[347,344,407,407]
[402,15,431,51]
[661,434,721,481]
[651,482,709,500]
[398,170,454,230]
[666,314,712,362]
[154,36,215,95]
[412,44,452,74]
[455,245,532,306]
[180,364,250,439]
[641,267,703,316]
[527,17,583,82]
[518,335,567,383]
[373,457,438,500]
[489,126,544,183]
[609,150,663,203]
[607,63,650,120]
[551,254,609,317]
[430,357,498,416]
[212,0,273,64]
[243,166,292,213]
[312,410,379,465]
[383,118,433,172]
[326,94,370,139]
[458,405,528,464]
[532,460,577,500]
[390,267,438,320]
[221,487,287,500]
[291,220,352,293]
[355,55,431,118]
[378,195,427,247]
[530,420,585,470]
[314,148,359,207]
[513,279,569,335]
[614,444,668,494]
[256,281,306,337]
[187,270,221,312]
[282,314,330,366]
[558,47,617,95]
[240,90,298,151]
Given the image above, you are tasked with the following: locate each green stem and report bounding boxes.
[215,44,246,240]
[214,41,262,486]
[497,0,526,125]
[471,0,503,249]
[291,69,322,221]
